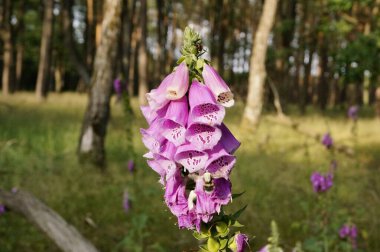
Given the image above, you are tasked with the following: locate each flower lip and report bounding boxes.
[185,123,222,151]
[174,144,209,173]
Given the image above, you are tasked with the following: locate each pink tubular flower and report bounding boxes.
[188,81,225,126]
[140,46,240,232]
[166,62,189,100]
[233,233,249,252]
[202,64,235,107]
[146,73,174,111]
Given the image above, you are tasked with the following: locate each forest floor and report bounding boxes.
[0,93,379,252]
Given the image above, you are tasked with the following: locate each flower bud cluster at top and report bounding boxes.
[140,27,248,252]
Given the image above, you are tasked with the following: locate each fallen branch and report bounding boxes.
[264,116,355,157]
[0,189,99,252]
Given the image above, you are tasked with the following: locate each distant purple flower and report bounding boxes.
[339,224,358,249]
[235,233,249,252]
[310,172,334,193]
[322,133,333,149]
[123,191,131,213]
[11,187,18,193]
[114,79,123,96]
[348,105,359,120]
[127,160,135,173]
[0,204,6,215]
[339,224,351,238]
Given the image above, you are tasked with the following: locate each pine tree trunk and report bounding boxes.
[318,32,329,110]
[62,0,91,85]
[1,0,14,96]
[137,0,148,105]
[86,0,96,71]
[78,0,123,168]
[126,0,138,96]
[15,0,25,91]
[35,0,54,100]
[242,0,278,129]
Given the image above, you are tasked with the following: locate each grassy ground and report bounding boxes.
[0,93,379,251]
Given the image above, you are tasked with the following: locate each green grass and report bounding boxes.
[0,93,379,251]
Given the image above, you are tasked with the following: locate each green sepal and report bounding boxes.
[207,237,220,252]
[232,191,245,199]
[215,222,229,237]
[231,220,244,228]
[193,231,208,241]
[196,58,205,70]
[177,56,185,64]
[199,244,210,252]
[219,238,229,250]
[228,234,237,251]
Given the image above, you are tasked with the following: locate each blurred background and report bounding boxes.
[0,0,379,251]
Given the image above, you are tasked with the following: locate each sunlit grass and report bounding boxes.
[0,93,379,251]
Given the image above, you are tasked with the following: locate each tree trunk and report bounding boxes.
[62,0,91,86]
[1,0,15,96]
[78,0,123,167]
[15,0,25,91]
[35,0,54,100]
[137,0,148,105]
[126,0,138,95]
[86,0,96,71]
[242,0,278,129]
[0,189,99,252]
[318,32,329,110]
[375,87,380,119]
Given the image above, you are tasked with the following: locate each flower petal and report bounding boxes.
[146,72,174,110]
[219,123,241,154]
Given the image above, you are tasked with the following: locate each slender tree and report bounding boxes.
[15,0,25,91]
[1,0,15,96]
[35,0,54,100]
[78,0,123,167]
[137,0,148,105]
[242,0,279,129]
[86,0,96,71]
[62,0,91,85]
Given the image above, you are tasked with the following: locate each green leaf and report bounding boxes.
[232,205,248,220]
[232,191,245,199]
[207,237,220,252]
